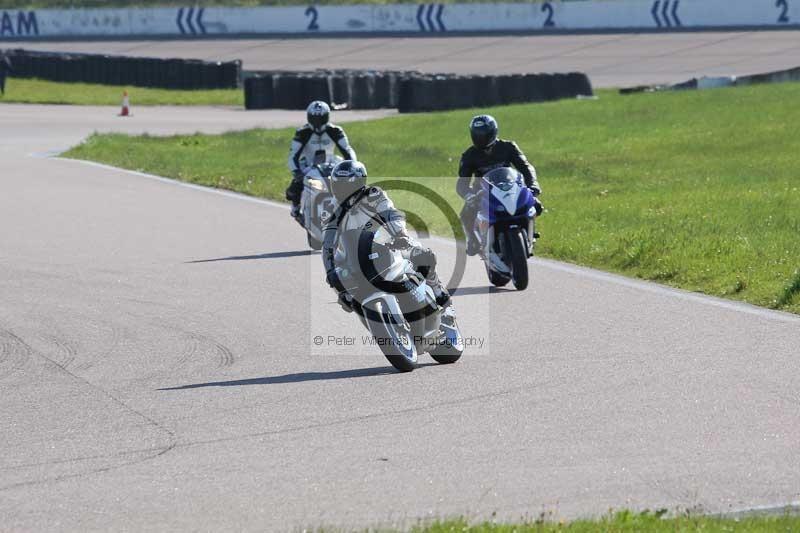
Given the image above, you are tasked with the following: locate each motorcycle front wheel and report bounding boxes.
[366,299,418,372]
[429,315,463,364]
[486,266,510,287]
[507,227,529,291]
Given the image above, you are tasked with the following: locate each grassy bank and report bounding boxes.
[64,83,800,314]
[0,78,243,107]
[418,510,800,532]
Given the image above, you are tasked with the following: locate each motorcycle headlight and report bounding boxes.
[307,179,325,191]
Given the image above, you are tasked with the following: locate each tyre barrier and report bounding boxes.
[395,72,593,113]
[243,70,592,111]
[6,49,241,89]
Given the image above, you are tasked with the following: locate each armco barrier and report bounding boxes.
[244,70,593,111]
[5,49,241,89]
[2,1,798,40]
[620,64,800,94]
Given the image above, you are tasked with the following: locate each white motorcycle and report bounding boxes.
[334,228,464,372]
[299,154,343,250]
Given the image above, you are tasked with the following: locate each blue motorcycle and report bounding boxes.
[473,167,537,290]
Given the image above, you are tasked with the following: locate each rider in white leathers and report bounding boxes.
[321,160,450,309]
[286,101,357,221]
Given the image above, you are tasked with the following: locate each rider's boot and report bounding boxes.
[465,234,480,257]
[290,202,304,226]
[427,271,451,307]
[434,285,451,308]
[440,300,457,326]
[410,247,452,307]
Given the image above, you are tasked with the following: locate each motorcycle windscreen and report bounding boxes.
[481,167,521,191]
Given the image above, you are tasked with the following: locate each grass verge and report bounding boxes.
[64,83,800,314]
[0,78,243,107]
[417,509,800,532]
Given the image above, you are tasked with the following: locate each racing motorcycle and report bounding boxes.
[472,167,537,291]
[299,153,343,250]
[334,228,464,372]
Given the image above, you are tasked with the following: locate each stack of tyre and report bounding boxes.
[6,49,241,89]
[244,70,418,110]
[244,70,592,112]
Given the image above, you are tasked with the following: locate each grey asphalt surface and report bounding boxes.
[2,102,800,532]
[10,30,800,87]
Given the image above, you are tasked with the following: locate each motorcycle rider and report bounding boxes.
[287,101,357,222]
[322,160,451,310]
[457,114,543,255]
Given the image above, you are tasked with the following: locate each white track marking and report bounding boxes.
[719,501,800,518]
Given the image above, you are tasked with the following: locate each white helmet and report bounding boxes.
[306,101,330,132]
[330,160,368,203]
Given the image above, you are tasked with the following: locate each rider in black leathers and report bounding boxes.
[457,114,542,255]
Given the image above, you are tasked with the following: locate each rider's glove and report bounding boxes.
[391,236,413,250]
[529,186,541,197]
[292,169,304,181]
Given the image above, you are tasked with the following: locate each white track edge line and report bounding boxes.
[717,501,800,518]
[52,156,291,211]
[53,155,800,325]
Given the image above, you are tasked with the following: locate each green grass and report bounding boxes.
[64,83,800,314]
[415,509,800,532]
[0,78,243,107]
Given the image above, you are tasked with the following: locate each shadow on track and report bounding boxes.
[186,250,318,263]
[451,286,516,297]
[159,364,438,390]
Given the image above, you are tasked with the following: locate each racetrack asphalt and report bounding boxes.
[10,30,800,88]
[1,103,799,531]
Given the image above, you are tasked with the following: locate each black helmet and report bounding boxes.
[470,114,498,150]
[307,100,330,132]
[330,160,368,203]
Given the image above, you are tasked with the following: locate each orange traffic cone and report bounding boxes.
[119,91,131,117]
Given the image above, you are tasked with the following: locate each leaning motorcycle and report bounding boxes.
[472,167,536,290]
[299,154,343,250]
[334,228,464,372]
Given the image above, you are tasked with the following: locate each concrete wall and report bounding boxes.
[2,0,799,40]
